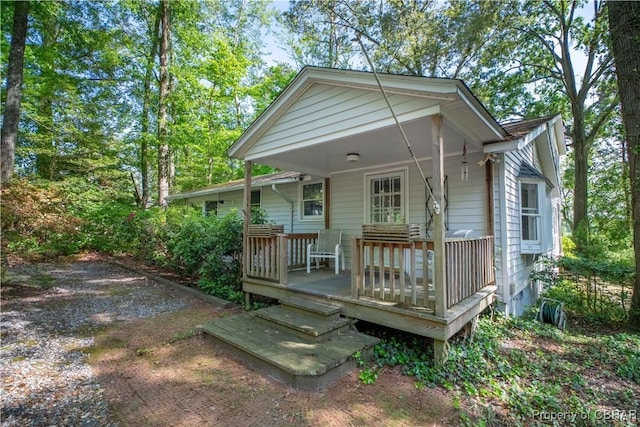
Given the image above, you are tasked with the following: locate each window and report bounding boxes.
[520,179,547,254]
[251,190,261,209]
[366,170,406,223]
[204,201,218,216]
[521,182,540,242]
[301,182,323,219]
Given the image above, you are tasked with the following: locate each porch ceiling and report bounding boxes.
[248,116,475,177]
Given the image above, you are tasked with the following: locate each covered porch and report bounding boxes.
[229,67,505,361]
[243,230,496,361]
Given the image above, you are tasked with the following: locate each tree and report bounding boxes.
[281,0,358,68]
[12,1,135,183]
[509,1,618,244]
[157,0,170,207]
[609,0,640,328]
[1,1,30,184]
[280,0,516,79]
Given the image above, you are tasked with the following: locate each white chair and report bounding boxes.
[307,229,345,275]
[445,229,473,238]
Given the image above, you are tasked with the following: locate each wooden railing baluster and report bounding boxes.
[350,235,495,314]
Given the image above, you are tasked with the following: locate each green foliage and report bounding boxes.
[1,179,83,257]
[0,177,143,257]
[531,250,634,325]
[358,315,640,424]
[0,177,266,306]
[128,205,267,305]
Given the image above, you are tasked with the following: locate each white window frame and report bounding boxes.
[300,181,324,220]
[364,168,408,224]
[519,179,544,254]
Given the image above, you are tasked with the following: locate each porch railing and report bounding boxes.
[445,236,495,307]
[286,233,318,270]
[245,233,318,285]
[351,236,494,315]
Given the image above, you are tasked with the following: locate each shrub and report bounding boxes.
[1,179,84,258]
[132,206,258,303]
[531,251,634,325]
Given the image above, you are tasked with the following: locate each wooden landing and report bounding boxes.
[200,298,379,390]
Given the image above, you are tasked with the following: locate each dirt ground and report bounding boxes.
[4,256,463,426]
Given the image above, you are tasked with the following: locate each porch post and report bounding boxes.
[243,160,252,307]
[432,114,448,364]
[432,114,447,318]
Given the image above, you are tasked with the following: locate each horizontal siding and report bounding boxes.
[182,182,323,233]
[493,159,504,299]
[329,170,365,268]
[331,152,490,268]
[253,84,439,155]
[181,152,495,273]
[504,148,535,300]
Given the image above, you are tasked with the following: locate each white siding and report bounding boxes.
[182,182,324,233]
[496,139,562,315]
[250,83,440,157]
[329,169,364,267]
[503,149,530,308]
[330,152,489,268]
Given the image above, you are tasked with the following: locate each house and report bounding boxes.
[169,67,565,377]
[166,170,325,234]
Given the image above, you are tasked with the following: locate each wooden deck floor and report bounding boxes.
[287,268,433,306]
[287,269,352,298]
[244,267,496,343]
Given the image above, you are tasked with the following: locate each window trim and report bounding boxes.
[299,180,324,221]
[364,167,408,224]
[519,178,544,253]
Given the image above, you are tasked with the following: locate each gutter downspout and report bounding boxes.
[272,184,294,233]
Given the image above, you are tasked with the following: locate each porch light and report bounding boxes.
[347,153,360,162]
[461,140,469,182]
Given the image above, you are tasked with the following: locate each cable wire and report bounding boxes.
[352,33,440,215]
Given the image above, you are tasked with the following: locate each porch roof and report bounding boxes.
[166,170,302,201]
[228,67,510,177]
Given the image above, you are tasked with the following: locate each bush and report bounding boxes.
[131,205,260,304]
[1,179,84,258]
[1,177,146,258]
[530,251,634,325]
[1,177,266,305]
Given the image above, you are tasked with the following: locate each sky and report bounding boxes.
[262,0,593,79]
[262,1,294,66]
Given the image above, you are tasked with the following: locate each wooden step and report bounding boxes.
[200,312,379,390]
[279,296,341,320]
[253,305,355,342]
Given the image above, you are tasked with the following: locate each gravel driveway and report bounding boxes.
[1,259,201,427]
[1,258,462,427]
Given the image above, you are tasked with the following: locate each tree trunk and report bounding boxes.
[35,8,57,180]
[141,8,161,208]
[572,120,589,240]
[157,0,170,207]
[1,1,30,184]
[609,0,640,329]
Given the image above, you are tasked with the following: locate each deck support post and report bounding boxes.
[432,114,447,317]
[433,339,449,365]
